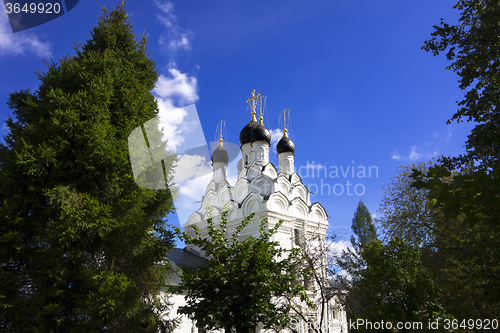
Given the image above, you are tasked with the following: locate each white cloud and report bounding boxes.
[391,150,402,160]
[227,174,238,187]
[149,1,200,225]
[391,146,423,161]
[154,68,199,154]
[152,73,206,226]
[446,129,452,142]
[154,0,191,53]
[328,240,351,255]
[155,0,175,23]
[371,213,376,219]
[226,161,239,187]
[327,240,353,280]
[168,35,191,52]
[152,68,204,224]
[156,98,189,151]
[173,154,211,184]
[409,145,422,160]
[151,1,206,226]
[154,68,198,105]
[178,173,211,208]
[269,128,282,154]
[0,10,51,57]
[156,15,173,29]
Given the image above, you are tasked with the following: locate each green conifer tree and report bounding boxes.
[350,200,377,248]
[0,2,177,332]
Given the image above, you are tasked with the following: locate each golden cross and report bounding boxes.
[217,120,226,137]
[246,89,261,118]
[280,109,290,137]
[217,120,226,146]
[258,95,266,119]
[280,109,290,128]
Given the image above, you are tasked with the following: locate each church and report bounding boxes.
[166,90,348,332]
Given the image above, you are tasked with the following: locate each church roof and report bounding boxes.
[239,118,258,145]
[250,121,271,143]
[168,247,209,269]
[277,136,295,154]
[277,128,295,154]
[239,117,271,145]
[211,139,229,164]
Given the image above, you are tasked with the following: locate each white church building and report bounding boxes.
[166,91,348,332]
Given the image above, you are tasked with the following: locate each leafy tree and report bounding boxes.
[423,0,500,171]
[411,0,500,318]
[348,239,445,333]
[350,200,377,248]
[378,161,448,247]
[410,165,499,227]
[338,199,447,332]
[380,162,499,320]
[173,211,311,333]
[417,0,500,229]
[0,2,177,332]
[411,166,500,319]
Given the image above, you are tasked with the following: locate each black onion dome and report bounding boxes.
[250,123,271,143]
[277,135,295,154]
[239,119,258,145]
[211,145,229,164]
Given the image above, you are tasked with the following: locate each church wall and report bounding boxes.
[171,109,348,332]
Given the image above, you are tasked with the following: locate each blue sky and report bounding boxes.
[0,0,475,246]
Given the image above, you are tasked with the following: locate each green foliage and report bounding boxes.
[423,0,500,170]
[0,2,177,332]
[350,200,377,248]
[411,165,500,228]
[173,211,311,333]
[412,0,500,319]
[428,211,500,321]
[378,161,449,247]
[337,201,376,288]
[334,201,376,322]
[411,165,500,318]
[348,239,445,333]
[337,198,447,332]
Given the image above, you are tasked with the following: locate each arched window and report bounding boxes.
[245,155,248,165]
[294,228,301,245]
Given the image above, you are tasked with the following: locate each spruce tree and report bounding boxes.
[0,2,177,332]
[350,200,377,248]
